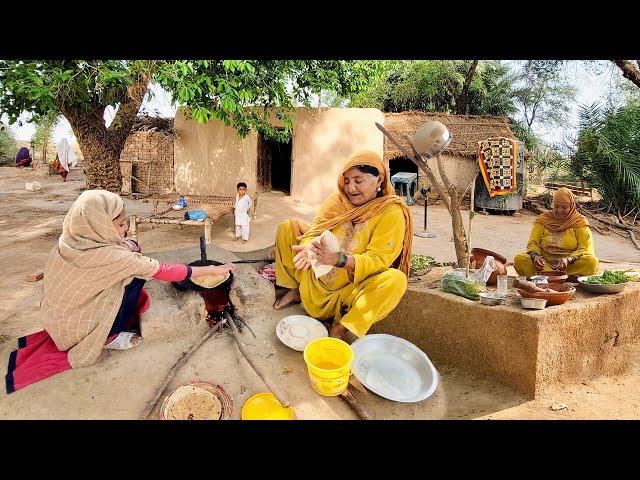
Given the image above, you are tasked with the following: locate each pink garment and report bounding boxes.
[152,263,190,282]
[5,287,151,394]
[258,263,276,286]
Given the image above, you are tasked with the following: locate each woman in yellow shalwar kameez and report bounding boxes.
[514,187,598,277]
[272,150,413,340]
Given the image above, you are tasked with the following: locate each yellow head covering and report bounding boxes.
[298,150,414,276]
[535,187,590,233]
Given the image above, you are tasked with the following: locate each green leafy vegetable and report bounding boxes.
[584,269,638,285]
[441,271,482,300]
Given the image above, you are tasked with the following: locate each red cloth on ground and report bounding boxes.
[15,158,32,168]
[258,263,276,286]
[5,331,71,394]
[152,262,190,282]
[5,287,152,394]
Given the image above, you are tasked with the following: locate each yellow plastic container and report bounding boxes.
[303,337,353,396]
[241,392,295,420]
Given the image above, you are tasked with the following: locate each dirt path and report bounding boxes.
[1,166,639,419]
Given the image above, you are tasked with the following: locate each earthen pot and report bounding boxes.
[517,283,575,306]
[470,248,508,286]
[536,271,568,284]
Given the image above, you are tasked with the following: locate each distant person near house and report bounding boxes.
[234,182,252,243]
[14,147,32,168]
[51,138,78,181]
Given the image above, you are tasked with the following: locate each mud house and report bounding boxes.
[383,111,526,200]
[120,109,526,205]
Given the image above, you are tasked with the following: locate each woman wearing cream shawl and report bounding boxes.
[272,150,413,339]
[41,189,233,368]
[51,137,78,181]
[514,187,598,277]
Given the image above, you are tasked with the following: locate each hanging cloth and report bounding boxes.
[477,137,518,197]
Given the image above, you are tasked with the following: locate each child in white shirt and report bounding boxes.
[234,182,252,243]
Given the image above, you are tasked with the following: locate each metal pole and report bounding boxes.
[414,186,436,238]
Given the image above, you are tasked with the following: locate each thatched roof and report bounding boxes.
[383,111,522,161]
[131,115,174,133]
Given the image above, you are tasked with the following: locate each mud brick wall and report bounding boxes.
[119,131,174,194]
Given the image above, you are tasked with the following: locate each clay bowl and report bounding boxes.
[517,283,576,306]
[470,248,507,265]
[470,248,508,286]
[536,271,568,284]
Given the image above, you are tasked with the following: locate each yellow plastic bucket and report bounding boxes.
[303,337,353,396]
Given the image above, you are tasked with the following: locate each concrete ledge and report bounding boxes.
[373,278,640,398]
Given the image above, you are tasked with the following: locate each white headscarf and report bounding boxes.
[56,137,78,172]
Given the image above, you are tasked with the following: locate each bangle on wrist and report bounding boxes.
[335,252,348,268]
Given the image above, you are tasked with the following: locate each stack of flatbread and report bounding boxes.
[162,385,223,420]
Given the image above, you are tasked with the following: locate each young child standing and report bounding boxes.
[234,182,252,243]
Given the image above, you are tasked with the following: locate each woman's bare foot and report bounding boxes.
[273,288,301,309]
[329,324,348,339]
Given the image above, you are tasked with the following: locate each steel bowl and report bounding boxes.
[577,276,628,294]
[521,297,547,310]
[479,292,505,306]
[351,334,438,403]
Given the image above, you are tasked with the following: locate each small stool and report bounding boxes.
[390,172,418,206]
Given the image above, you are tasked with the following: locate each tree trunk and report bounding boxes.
[613,60,640,88]
[59,76,149,193]
[456,60,479,115]
[377,124,470,267]
[62,107,124,192]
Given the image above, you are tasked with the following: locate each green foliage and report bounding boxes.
[31,111,59,162]
[155,60,380,142]
[0,124,17,161]
[0,60,157,123]
[573,101,640,214]
[349,60,517,116]
[511,61,577,131]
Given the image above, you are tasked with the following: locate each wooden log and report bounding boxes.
[140,322,224,419]
[339,388,372,420]
[204,218,212,244]
[129,215,138,242]
[466,173,478,277]
[224,311,291,408]
[25,272,44,282]
[630,231,640,250]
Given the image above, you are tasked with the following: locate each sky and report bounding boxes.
[5,61,627,149]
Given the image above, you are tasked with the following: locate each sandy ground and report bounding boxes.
[1,166,639,419]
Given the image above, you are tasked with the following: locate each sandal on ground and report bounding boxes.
[104,331,143,350]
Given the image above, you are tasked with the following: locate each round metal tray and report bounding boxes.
[577,276,627,294]
[275,315,328,351]
[351,334,438,403]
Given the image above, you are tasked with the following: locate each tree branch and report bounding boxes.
[108,73,150,142]
[456,60,478,115]
[613,60,640,88]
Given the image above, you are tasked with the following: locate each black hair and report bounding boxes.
[354,164,380,177]
[237,182,247,189]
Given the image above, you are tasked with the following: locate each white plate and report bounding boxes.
[275,315,328,351]
[351,334,439,403]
